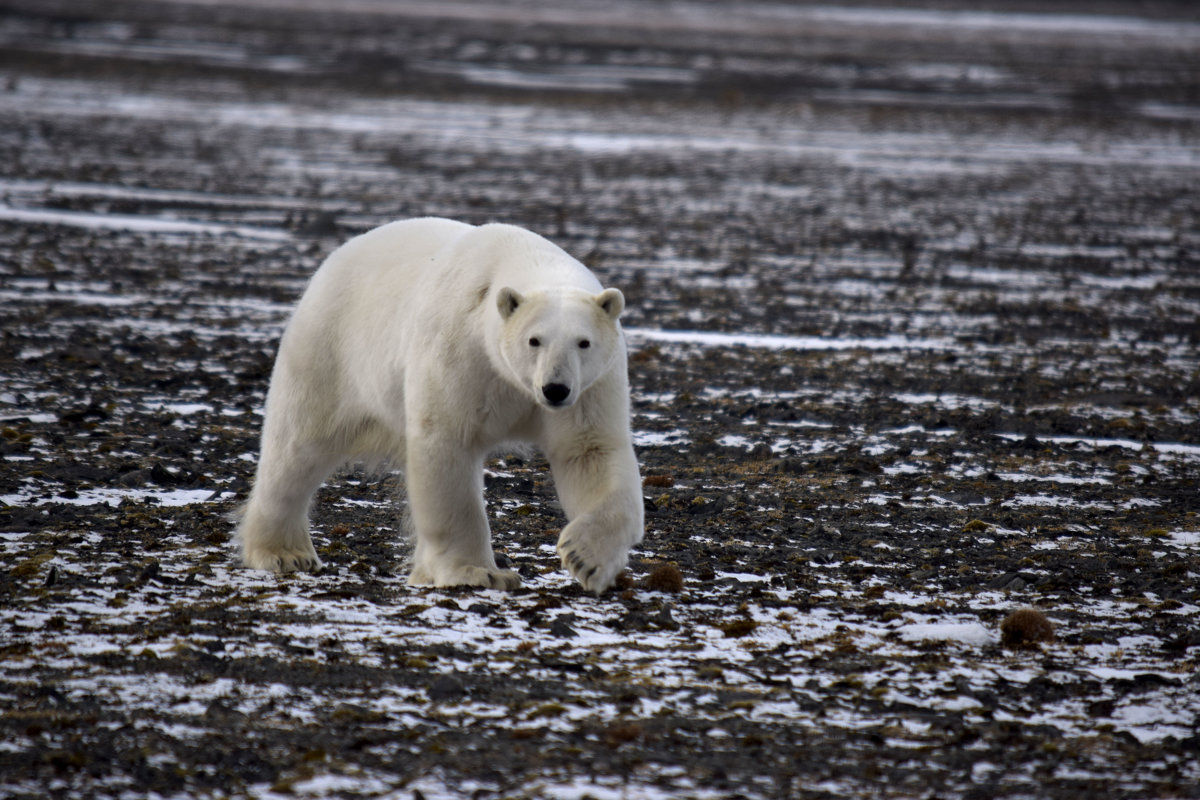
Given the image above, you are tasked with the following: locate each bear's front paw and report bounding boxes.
[242,545,323,573]
[557,532,630,595]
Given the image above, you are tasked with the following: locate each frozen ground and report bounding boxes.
[1,1,1199,798]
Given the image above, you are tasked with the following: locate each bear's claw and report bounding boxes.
[558,540,625,595]
[243,547,323,573]
[408,565,522,590]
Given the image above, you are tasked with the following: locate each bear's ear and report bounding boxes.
[497,287,524,320]
[595,288,625,321]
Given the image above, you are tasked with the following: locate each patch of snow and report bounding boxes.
[1165,530,1200,549]
[1002,493,1159,511]
[893,393,1002,411]
[2,487,216,507]
[633,429,690,447]
[993,471,1113,485]
[0,203,292,241]
[898,622,996,646]
[996,433,1200,459]
[625,328,956,352]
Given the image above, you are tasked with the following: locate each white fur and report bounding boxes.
[238,217,644,593]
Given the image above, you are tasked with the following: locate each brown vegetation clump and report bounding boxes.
[604,722,644,747]
[642,562,685,593]
[718,619,758,638]
[1001,607,1055,649]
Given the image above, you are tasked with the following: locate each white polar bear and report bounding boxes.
[237,217,644,593]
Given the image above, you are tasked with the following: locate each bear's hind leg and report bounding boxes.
[239,443,341,573]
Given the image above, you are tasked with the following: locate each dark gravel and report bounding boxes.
[2,1,1199,798]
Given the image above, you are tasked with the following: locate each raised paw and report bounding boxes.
[557,534,628,595]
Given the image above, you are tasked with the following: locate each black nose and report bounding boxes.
[542,383,570,406]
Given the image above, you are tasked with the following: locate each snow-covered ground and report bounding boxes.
[2,1,1199,797]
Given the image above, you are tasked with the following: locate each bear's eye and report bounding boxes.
[578,339,591,349]
[528,337,541,348]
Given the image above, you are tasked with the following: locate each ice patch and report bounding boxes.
[1086,666,1177,682]
[633,429,690,447]
[996,433,1200,459]
[0,177,331,213]
[993,471,1112,486]
[1002,493,1160,511]
[893,393,1001,411]
[899,622,996,646]
[144,401,213,415]
[277,772,393,797]
[0,412,58,424]
[0,203,292,241]
[1165,530,1200,549]
[625,328,955,352]
[794,6,1200,41]
[3,487,216,508]
[416,60,697,93]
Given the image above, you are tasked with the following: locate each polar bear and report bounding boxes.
[237,217,644,593]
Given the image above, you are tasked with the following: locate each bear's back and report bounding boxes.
[457,223,602,295]
[326,217,474,280]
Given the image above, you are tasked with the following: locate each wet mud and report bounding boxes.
[1,1,1199,798]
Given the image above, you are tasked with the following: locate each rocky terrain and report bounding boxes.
[1,1,1199,797]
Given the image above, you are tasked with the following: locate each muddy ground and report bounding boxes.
[1,1,1199,798]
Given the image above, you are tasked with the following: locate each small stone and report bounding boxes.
[138,560,160,584]
[427,674,467,701]
[330,703,385,723]
[1014,433,1042,451]
[718,619,758,638]
[149,462,180,485]
[653,603,679,631]
[204,699,247,724]
[811,523,841,538]
[549,614,578,638]
[748,443,773,461]
[986,571,1033,591]
[604,721,643,747]
[117,469,151,487]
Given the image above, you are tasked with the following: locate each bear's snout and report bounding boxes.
[541,382,571,407]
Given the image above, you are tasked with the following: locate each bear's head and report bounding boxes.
[496,286,625,409]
